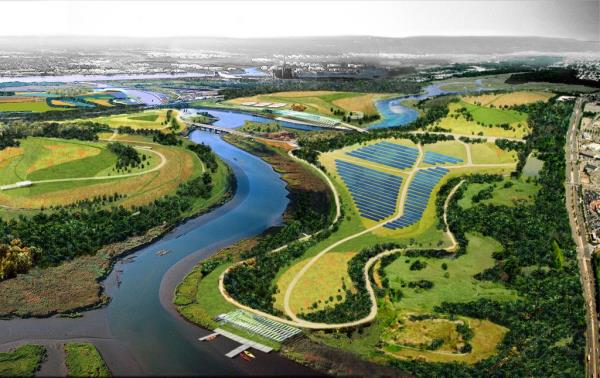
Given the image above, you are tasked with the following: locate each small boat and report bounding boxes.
[239,352,252,362]
[205,334,218,341]
[242,351,255,359]
[155,249,171,256]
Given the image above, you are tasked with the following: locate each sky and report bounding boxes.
[0,0,598,41]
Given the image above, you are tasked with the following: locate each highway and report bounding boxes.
[565,97,599,378]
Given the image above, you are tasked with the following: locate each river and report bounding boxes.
[0,131,315,376]
[368,80,487,129]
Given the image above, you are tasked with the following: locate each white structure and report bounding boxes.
[0,181,33,191]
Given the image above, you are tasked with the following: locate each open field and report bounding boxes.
[0,99,64,113]
[462,91,554,107]
[0,344,46,377]
[429,101,529,138]
[381,316,508,364]
[274,251,356,314]
[64,343,110,377]
[470,142,518,164]
[226,91,387,121]
[70,109,182,131]
[458,177,539,209]
[384,233,518,312]
[0,136,189,212]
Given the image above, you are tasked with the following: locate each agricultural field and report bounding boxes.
[0,135,200,214]
[64,343,110,377]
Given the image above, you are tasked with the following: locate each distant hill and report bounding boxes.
[0,35,597,56]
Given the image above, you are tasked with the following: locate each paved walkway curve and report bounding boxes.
[218,140,503,329]
[28,139,167,185]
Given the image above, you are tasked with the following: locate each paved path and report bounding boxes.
[27,140,166,185]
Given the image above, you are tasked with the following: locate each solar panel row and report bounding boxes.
[384,167,449,230]
[336,159,402,221]
[346,141,419,170]
[423,151,463,165]
[221,310,301,342]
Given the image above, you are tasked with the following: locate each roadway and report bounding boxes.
[565,97,599,378]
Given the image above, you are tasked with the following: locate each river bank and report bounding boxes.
[0,130,315,376]
[0,153,235,319]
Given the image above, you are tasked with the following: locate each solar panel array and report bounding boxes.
[336,160,402,221]
[346,141,418,170]
[384,167,449,230]
[220,310,302,342]
[423,151,463,165]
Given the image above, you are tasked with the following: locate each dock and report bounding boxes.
[199,328,273,358]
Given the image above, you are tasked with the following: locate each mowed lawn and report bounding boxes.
[64,343,110,377]
[226,91,385,119]
[384,233,518,313]
[458,178,539,209]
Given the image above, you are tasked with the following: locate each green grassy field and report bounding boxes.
[71,109,182,131]
[458,178,539,209]
[64,343,110,377]
[461,101,528,125]
[0,135,203,214]
[462,91,553,107]
[430,101,529,138]
[0,100,67,113]
[470,143,518,164]
[0,344,46,377]
[384,233,518,312]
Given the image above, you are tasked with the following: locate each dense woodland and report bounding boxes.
[218,77,422,100]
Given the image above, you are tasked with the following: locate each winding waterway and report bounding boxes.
[369,80,486,129]
[0,131,315,376]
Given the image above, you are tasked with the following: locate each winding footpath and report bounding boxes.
[220,140,516,329]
